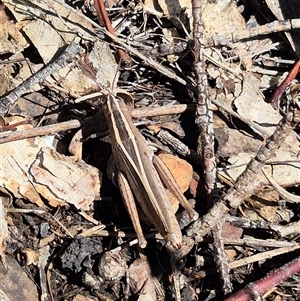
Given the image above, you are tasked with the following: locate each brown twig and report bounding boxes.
[270,59,300,108]
[93,0,130,63]
[224,256,300,301]
[0,104,190,144]
[187,110,300,242]
[192,0,216,196]
[0,119,85,144]
[207,18,300,47]
[213,218,233,295]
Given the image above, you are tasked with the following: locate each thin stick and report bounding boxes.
[213,218,233,295]
[207,18,300,47]
[270,59,300,108]
[224,256,300,301]
[93,0,130,63]
[225,110,300,209]
[0,104,191,144]
[0,119,85,144]
[187,110,300,242]
[0,42,81,116]
[228,245,300,270]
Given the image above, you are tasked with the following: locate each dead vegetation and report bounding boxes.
[1,0,300,300]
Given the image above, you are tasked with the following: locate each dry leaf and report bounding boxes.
[244,189,294,224]
[221,222,243,240]
[220,150,300,188]
[158,153,193,212]
[142,0,163,18]
[127,259,157,301]
[203,0,244,38]
[0,196,8,268]
[0,3,28,55]
[29,147,101,210]
[98,250,128,281]
[1,125,48,207]
[202,0,252,68]
[3,0,94,60]
[3,0,118,94]
[0,125,101,210]
[215,127,262,157]
[234,72,282,136]
[0,255,39,301]
[72,295,96,301]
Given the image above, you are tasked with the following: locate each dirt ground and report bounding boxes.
[1,0,300,300]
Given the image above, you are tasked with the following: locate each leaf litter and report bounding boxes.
[0,0,300,300]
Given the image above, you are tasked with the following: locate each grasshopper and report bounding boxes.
[102,92,199,248]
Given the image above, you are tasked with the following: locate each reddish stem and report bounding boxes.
[94,0,130,63]
[224,256,300,301]
[270,59,300,108]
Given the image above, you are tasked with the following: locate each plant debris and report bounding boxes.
[1,0,300,300]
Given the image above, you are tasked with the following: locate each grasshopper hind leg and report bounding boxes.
[117,171,148,248]
[153,155,199,221]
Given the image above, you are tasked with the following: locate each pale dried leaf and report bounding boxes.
[99,251,128,281]
[3,0,94,59]
[234,72,282,136]
[1,125,47,207]
[72,294,96,301]
[3,0,118,93]
[215,127,262,157]
[60,40,119,93]
[143,0,163,17]
[245,189,289,224]
[0,255,39,301]
[0,65,16,97]
[0,197,8,267]
[203,0,243,38]
[220,151,300,188]
[23,248,41,266]
[23,19,66,63]
[0,3,28,55]
[0,125,101,210]
[137,292,157,301]
[29,147,101,210]
[127,259,157,301]
[262,169,300,204]
[202,0,252,67]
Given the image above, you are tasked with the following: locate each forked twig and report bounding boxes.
[187,110,300,242]
[225,110,300,209]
